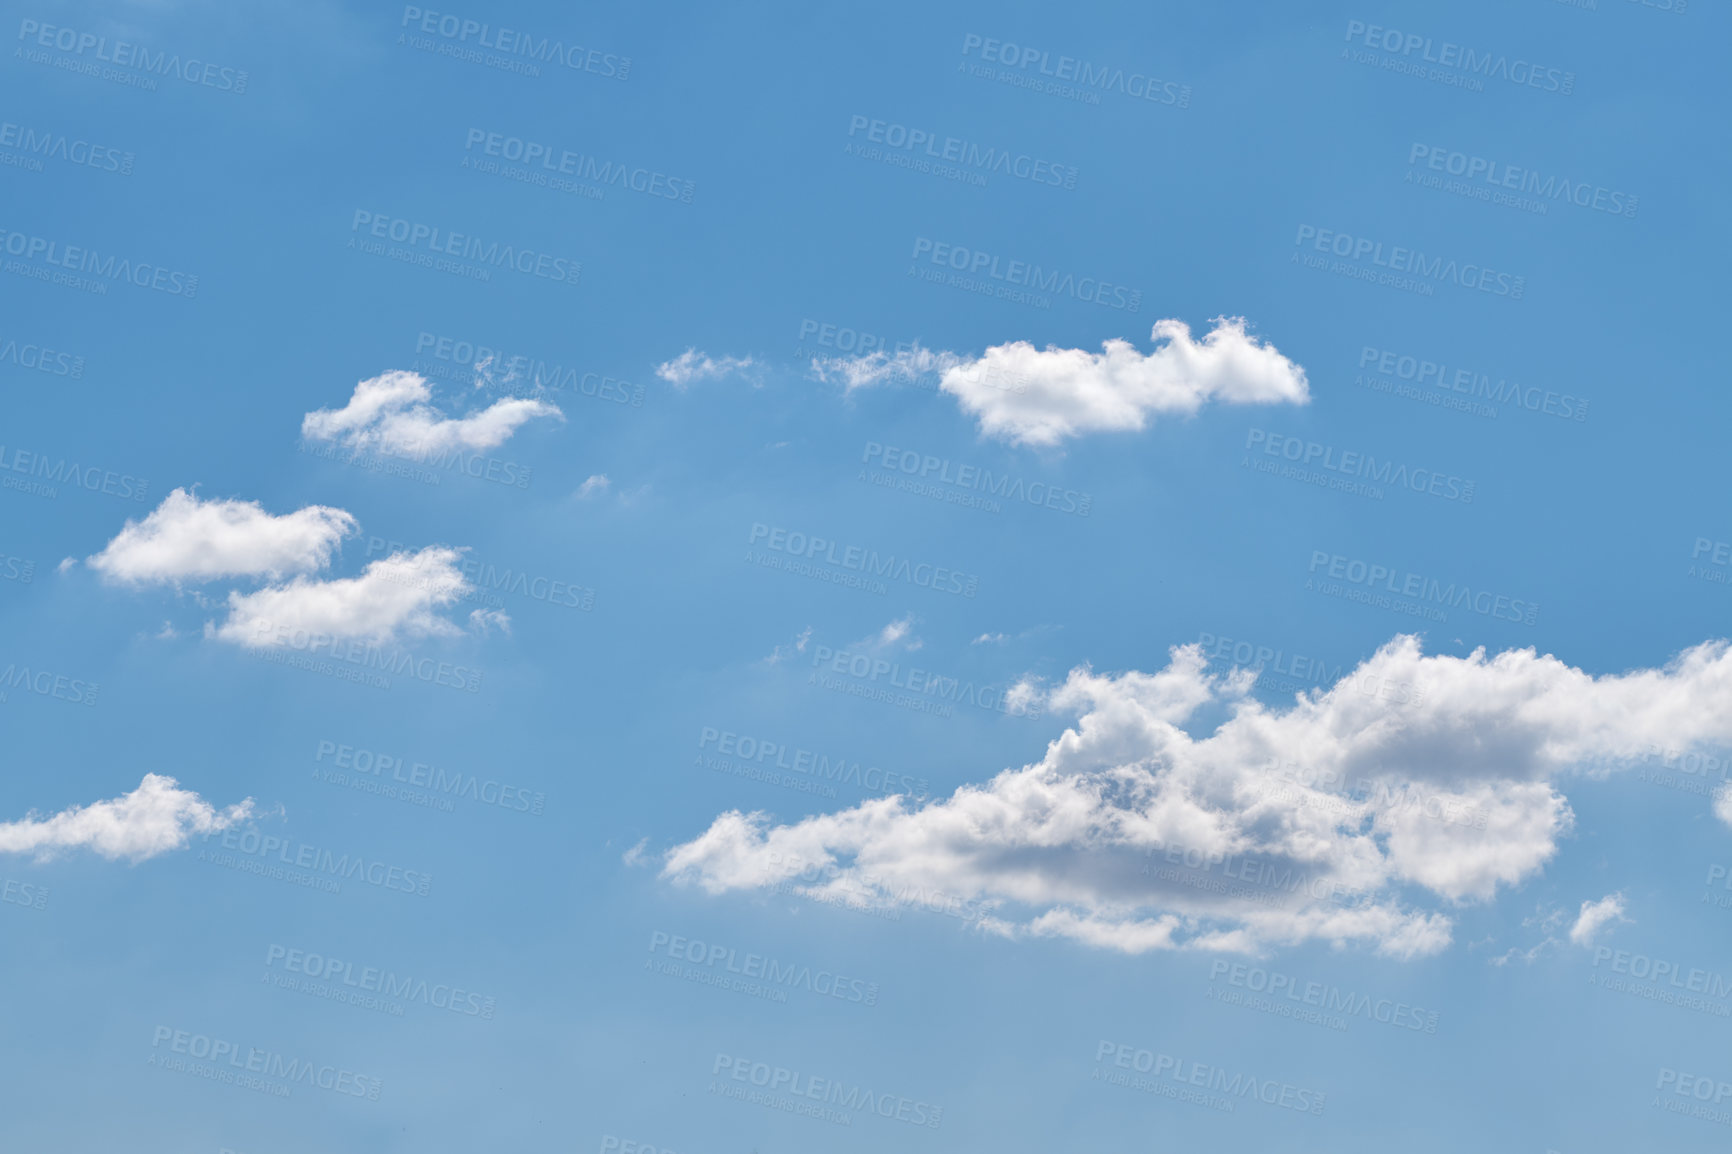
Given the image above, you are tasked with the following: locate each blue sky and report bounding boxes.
[3,0,1730,1150]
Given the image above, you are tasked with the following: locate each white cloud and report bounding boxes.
[656,349,756,388]
[812,318,1308,447]
[207,546,476,648]
[764,626,814,666]
[664,636,1732,959]
[87,488,356,585]
[576,474,611,499]
[0,774,253,862]
[301,370,562,457]
[1569,892,1629,945]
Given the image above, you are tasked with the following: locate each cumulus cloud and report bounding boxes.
[663,636,1732,959]
[0,774,253,862]
[207,546,481,648]
[812,318,1307,447]
[575,474,611,499]
[1569,892,1629,945]
[655,349,757,388]
[301,370,562,457]
[87,488,356,584]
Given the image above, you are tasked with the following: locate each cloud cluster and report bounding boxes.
[663,636,1732,959]
[0,775,253,862]
[301,370,562,457]
[89,491,494,647]
[87,488,356,584]
[655,349,757,388]
[811,318,1309,446]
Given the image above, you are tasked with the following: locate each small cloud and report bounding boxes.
[0,774,254,863]
[468,609,512,637]
[765,626,814,665]
[88,488,356,586]
[302,370,562,458]
[1569,892,1629,946]
[57,557,76,575]
[575,474,611,499]
[622,838,650,867]
[973,632,1008,645]
[155,622,180,640]
[655,349,757,388]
